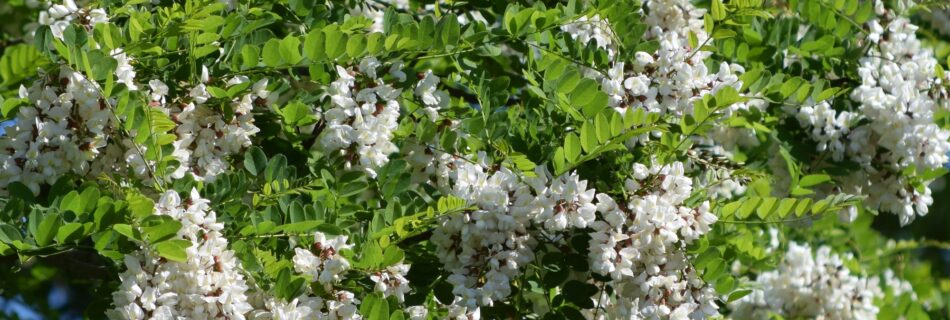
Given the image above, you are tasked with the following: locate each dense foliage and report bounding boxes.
[1,0,950,319]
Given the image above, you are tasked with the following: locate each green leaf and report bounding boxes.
[440,14,461,48]
[594,113,610,143]
[738,198,761,219]
[35,213,62,247]
[154,239,191,262]
[63,24,88,47]
[715,86,741,107]
[756,197,777,219]
[346,34,366,59]
[798,174,831,187]
[801,35,834,52]
[794,198,813,217]
[0,223,23,244]
[2,98,26,119]
[141,217,182,243]
[369,295,389,320]
[113,224,139,241]
[853,1,874,24]
[244,147,268,176]
[0,44,48,86]
[262,39,283,67]
[59,191,82,215]
[715,276,736,294]
[240,44,260,69]
[712,29,737,39]
[381,246,404,267]
[84,50,118,81]
[389,311,405,320]
[688,31,699,49]
[563,280,598,309]
[711,0,727,21]
[280,101,316,127]
[279,35,303,65]
[728,289,753,302]
[126,193,155,218]
[340,180,369,197]
[206,86,228,98]
[79,187,100,214]
[776,198,797,218]
[564,132,582,162]
[579,122,597,154]
[303,30,326,61]
[324,27,346,60]
[55,222,84,244]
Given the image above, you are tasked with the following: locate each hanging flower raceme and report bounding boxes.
[729,242,886,319]
[127,72,268,182]
[277,231,363,320]
[587,161,719,319]
[414,70,449,120]
[292,232,353,288]
[826,2,950,225]
[317,57,403,178]
[371,263,411,303]
[0,67,112,195]
[429,152,539,311]
[108,189,254,320]
[31,0,108,41]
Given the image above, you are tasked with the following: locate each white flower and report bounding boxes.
[292,232,353,287]
[108,189,253,320]
[730,242,886,319]
[317,58,403,177]
[1,67,114,195]
[370,263,411,302]
[414,70,449,116]
[112,49,138,91]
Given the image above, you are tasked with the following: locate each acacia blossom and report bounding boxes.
[779,2,950,225]
[318,57,402,178]
[108,189,253,320]
[0,67,112,194]
[587,161,719,319]
[730,242,888,319]
[123,73,267,182]
[32,0,108,40]
[292,232,353,288]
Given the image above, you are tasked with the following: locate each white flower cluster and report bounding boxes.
[108,189,253,320]
[353,0,486,33]
[248,291,360,320]
[787,99,856,162]
[427,151,721,318]
[843,7,950,225]
[292,232,353,288]
[33,0,108,40]
[113,49,139,91]
[530,170,598,231]
[414,70,449,120]
[587,161,719,319]
[562,0,760,154]
[598,0,747,117]
[560,14,616,58]
[430,152,538,311]
[370,263,411,303]
[279,232,363,320]
[319,57,402,178]
[126,73,266,182]
[247,295,323,320]
[729,242,885,320]
[0,67,111,194]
